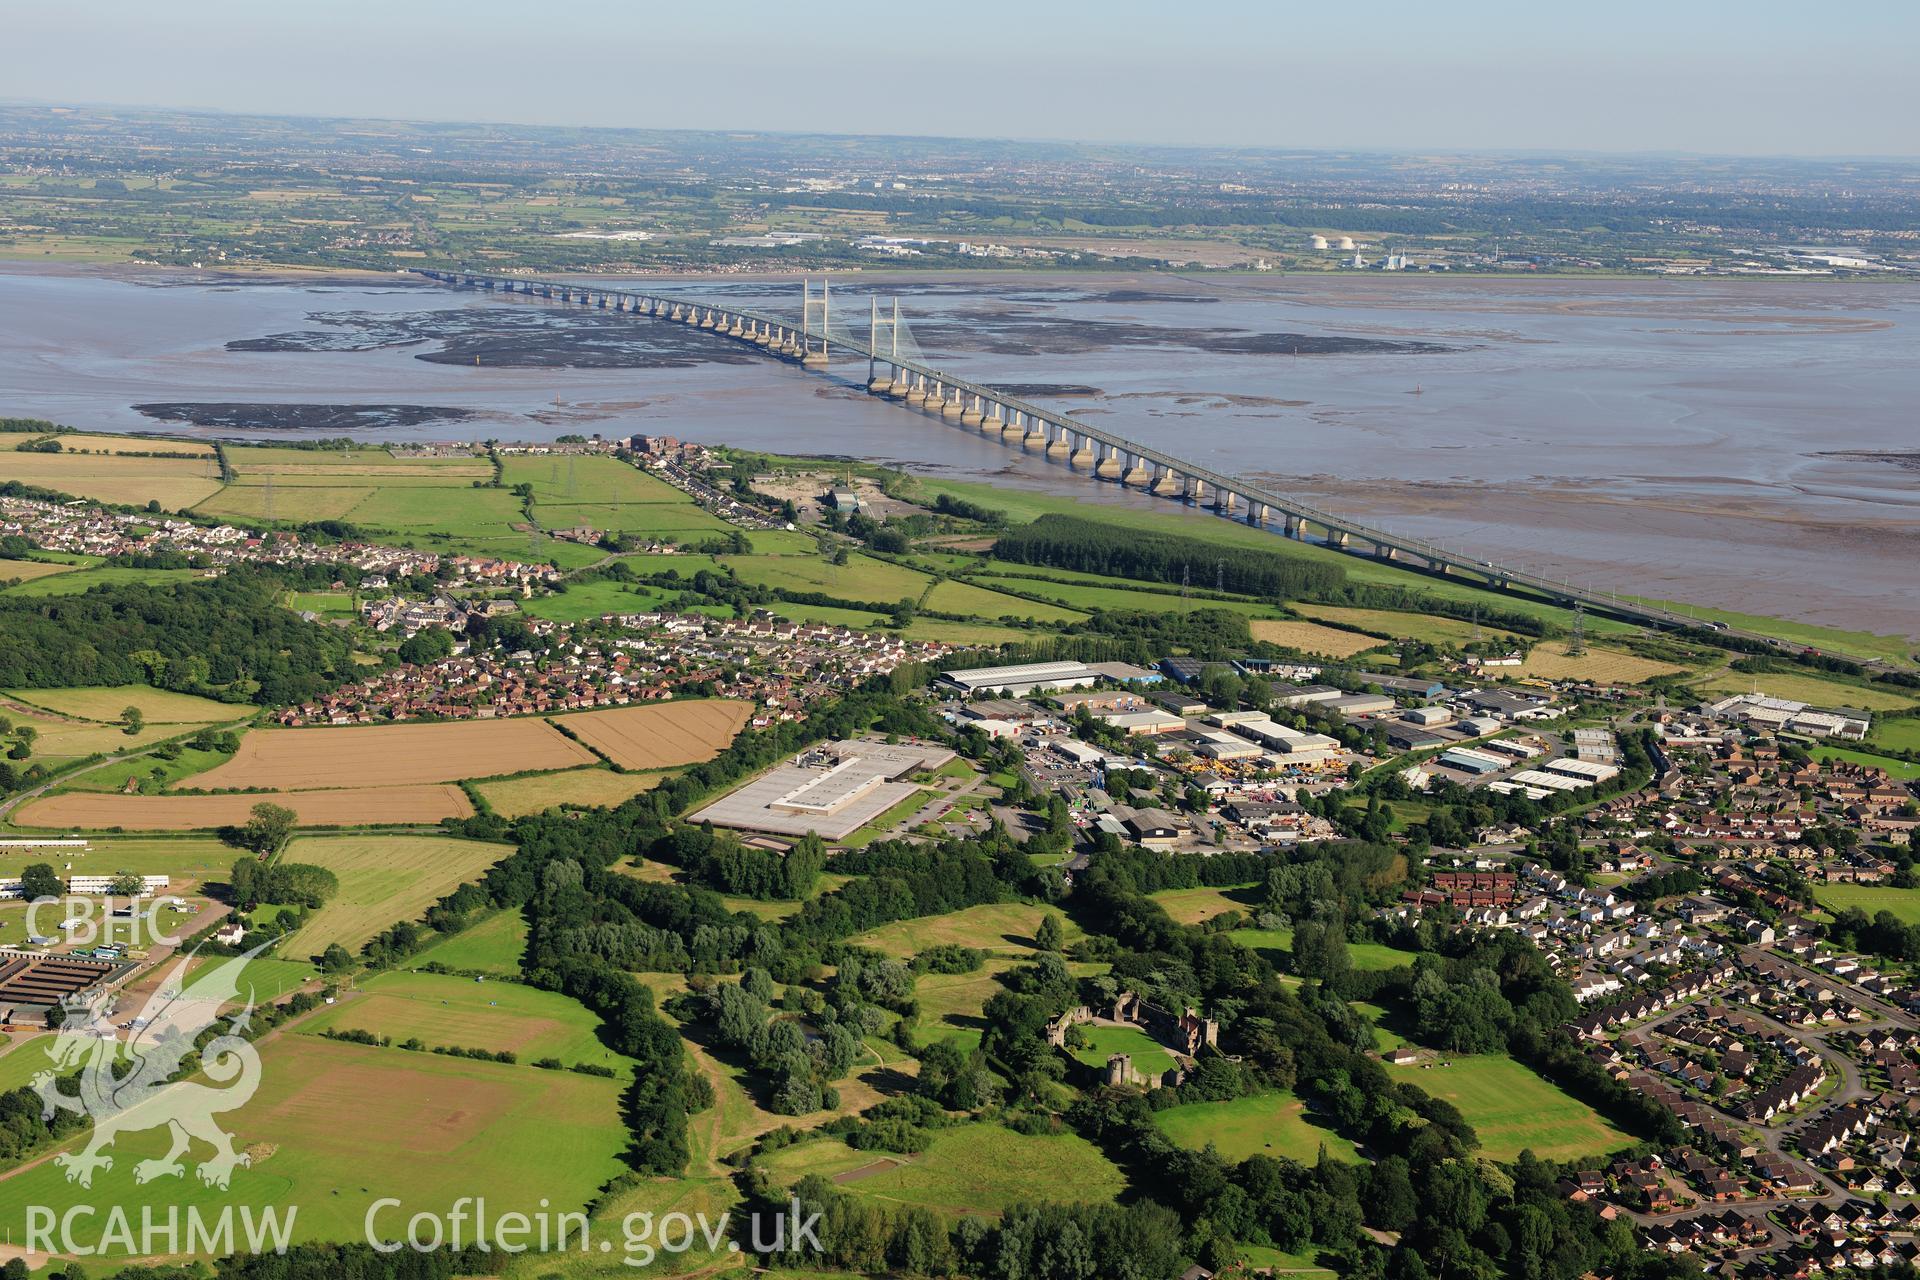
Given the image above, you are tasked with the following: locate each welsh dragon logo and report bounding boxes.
[34,945,270,1190]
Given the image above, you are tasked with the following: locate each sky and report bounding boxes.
[10,0,1920,157]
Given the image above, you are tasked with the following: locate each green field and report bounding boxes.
[520,579,670,622]
[503,455,734,540]
[0,1035,626,1257]
[407,909,529,974]
[1814,883,1920,924]
[301,970,622,1072]
[1150,884,1260,925]
[285,590,357,618]
[195,446,523,541]
[0,1033,62,1094]
[0,564,205,598]
[1227,927,1417,973]
[909,961,1015,1055]
[851,902,1082,959]
[1069,1024,1177,1078]
[1815,746,1920,781]
[1867,718,1920,752]
[723,552,931,604]
[921,578,1087,624]
[972,574,1283,617]
[754,1123,1125,1218]
[899,619,1033,647]
[0,836,236,885]
[1382,1052,1630,1161]
[918,479,1634,635]
[1154,1091,1360,1163]
[1693,669,1916,713]
[0,707,229,767]
[473,766,675,818]
[278,834,515,960]
[184,955,318,1003]
[65,743,233,792]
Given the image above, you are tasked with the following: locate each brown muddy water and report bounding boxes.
[1,265,1915,637]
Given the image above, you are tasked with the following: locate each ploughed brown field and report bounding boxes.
[559,700,752,770]
[189,718,597,790]
[11,784,473,830]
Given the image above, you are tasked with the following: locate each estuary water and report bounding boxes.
[1,264,1915,637]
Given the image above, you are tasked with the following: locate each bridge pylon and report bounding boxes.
[868,297,901,392]
[800,279,830,368]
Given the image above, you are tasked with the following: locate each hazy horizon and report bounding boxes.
[11,0,1920,158]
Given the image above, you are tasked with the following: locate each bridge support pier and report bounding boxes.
[1246,502,1270,527]
[1002,409,1028,441]
[1045,426,1071,459]
[1069,436,1098,469]
[942,390,966,421]
[1185,476,1207,504]
[1284,515,1301,538]
[1331,530,1350,548]
[906,377,932,406]
[1023,416,1048,450]
[1096,448,1124,481]
[1151,467,1184,497]
[960,394,985,427]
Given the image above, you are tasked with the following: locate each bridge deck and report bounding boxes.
[414,269,1820,651]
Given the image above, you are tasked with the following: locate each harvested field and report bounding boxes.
[557,699,751,770]
[281,834,513,958]
[16,434,215,456]
[1249,618,1387,658]
[5,685,240,724]
[1519,641,1688,684]
[475,766,675,818]
[11,784,473,830]
[191,717,594,790]
[0,450,223,509]
[1294,603,1510,647]
[0,558,80,584]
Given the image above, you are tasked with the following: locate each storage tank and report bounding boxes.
[1336,236,1356,251]
[1309,234,1329,251]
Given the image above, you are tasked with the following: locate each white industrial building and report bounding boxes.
[940,660,1102,698]
[1544,758,1620,785]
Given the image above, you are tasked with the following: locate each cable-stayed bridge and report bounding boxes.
[411,268,1823,650]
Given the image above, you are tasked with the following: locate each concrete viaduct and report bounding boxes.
[410,268,1782,643]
